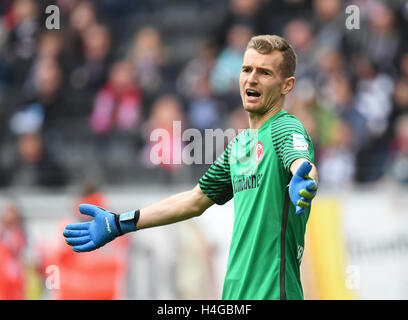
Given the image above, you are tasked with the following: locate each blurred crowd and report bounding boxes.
[0,0,407,190]
[0,0,408,300]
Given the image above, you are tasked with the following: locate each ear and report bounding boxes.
[281,76,295,95]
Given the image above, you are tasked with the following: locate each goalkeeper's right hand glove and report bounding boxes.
[63,204,139,252]
[289,161,318,215]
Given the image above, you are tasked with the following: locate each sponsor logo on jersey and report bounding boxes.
[255,141,264,164]
[293,133,308,151]
[232,173,263,194]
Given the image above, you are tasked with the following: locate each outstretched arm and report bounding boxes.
[137,184,214,229]
[63,184,214,252]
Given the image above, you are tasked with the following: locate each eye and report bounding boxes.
[242,67,251,73]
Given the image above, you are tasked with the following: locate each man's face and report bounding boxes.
[240,48,287,114]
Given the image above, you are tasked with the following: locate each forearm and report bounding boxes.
[136,185,214,229]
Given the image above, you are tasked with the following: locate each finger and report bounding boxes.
[296,198,310,208]
[295,161,312,178]
[305,180,318,192]
[296,206,305,215]
[73,240,97,253]
[78,204,101,218]
[64,221,91,231]
[65,236,91,246]
[63,228,89,238]
[299,189,315,200]
[305,173,314,180]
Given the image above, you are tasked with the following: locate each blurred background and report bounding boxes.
[0,0,408,300]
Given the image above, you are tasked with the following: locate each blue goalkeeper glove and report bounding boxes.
[289,161,318,215]
[63,204,139,252]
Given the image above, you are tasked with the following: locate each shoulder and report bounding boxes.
[269,111,313,149]
[226,129,247,149]
[269,111,307,134]
[232,129,247,141]
[269,112,312,147]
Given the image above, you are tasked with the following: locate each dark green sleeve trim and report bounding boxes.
[198,141,234,205]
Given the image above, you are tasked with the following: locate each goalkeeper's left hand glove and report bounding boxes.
[289,161,318,215]
[63,204,139,252]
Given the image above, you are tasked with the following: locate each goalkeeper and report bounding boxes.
[63,35,318,300]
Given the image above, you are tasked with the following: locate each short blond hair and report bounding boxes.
[246,35,297,78]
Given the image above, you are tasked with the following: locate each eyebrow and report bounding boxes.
[241,64,276,75]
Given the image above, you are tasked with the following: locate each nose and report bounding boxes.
[247,69,258,85]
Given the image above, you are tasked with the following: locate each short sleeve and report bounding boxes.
[270,115,313,171]
[198,142,233,205]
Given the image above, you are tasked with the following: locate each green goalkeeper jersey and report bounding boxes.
[199,110,314,300]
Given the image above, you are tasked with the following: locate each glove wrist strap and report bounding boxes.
[116,210,140,235]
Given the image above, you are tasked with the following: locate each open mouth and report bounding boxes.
[246,89,261,98]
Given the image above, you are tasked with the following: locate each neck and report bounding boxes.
[248,101,284,131]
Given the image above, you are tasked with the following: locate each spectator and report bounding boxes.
[263,0,312,35]
[210,23,253,102]
[35,30,64,61]
[69,0,97,33]
[311,0,344,50]
[65,0,98,66]
[392,77,408,118]
[394,0,408,61]
[0,201,26,299]
[69,24,112,104]
[1,131,69,188]
[387,76,408,152]
[287,80,319,145]
[212,0,266,50]
[177,40,216,101]
[67,0,98,57]
[318,118,356,189]
[399,52,408,78]
[11,57,67,153]
[311,50,364,151]
[96,0,142,44]
[142,94,186,176]
[127,27,167,95]
[353,56,395,182]
[88,60,143,182]
[314,47,349,109]
[90,60,142,135]
[283,19,317,80]
[343,1,400,75]
[390,114,408,183]
[185,76,223,132]
[73,176,109,222]
[1,0,40,87]
[177,40,224,131]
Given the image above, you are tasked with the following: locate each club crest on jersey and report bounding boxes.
[255,142,264,164]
